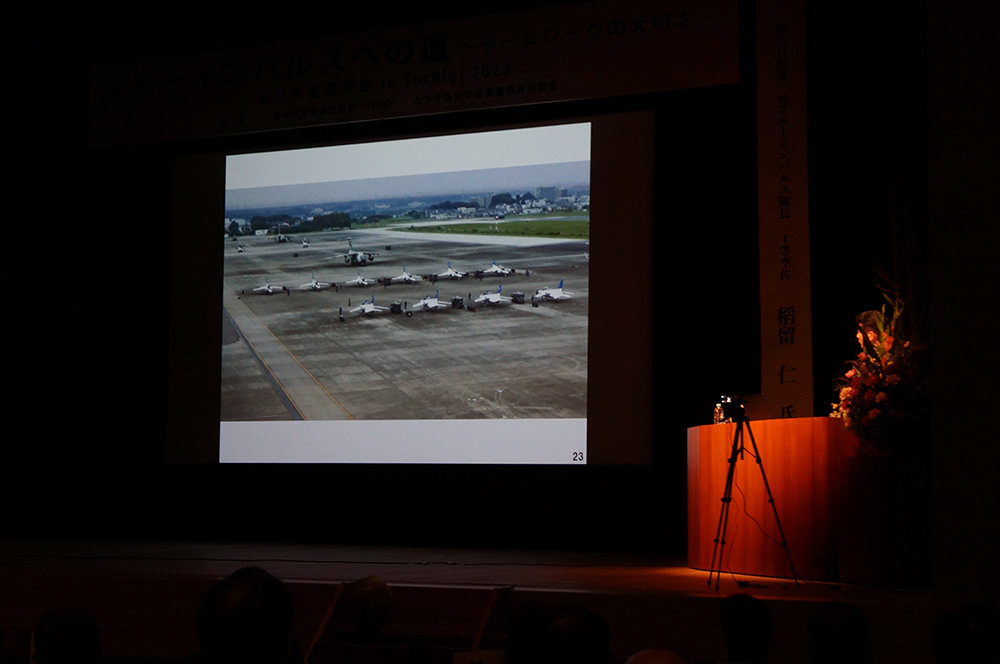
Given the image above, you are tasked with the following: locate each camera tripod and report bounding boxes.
[707,405,799,590]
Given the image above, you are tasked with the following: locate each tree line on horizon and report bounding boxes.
[227,189,569,237]
[429,192,537,210]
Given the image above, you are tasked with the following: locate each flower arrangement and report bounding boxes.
[832,292,930,456]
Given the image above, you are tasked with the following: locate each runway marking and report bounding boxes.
[223,284,354,421]
[224,307,304,420]
[273,340,355,421]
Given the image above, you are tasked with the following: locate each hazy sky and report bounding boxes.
[224,160,590,210]
[226,122,591,190]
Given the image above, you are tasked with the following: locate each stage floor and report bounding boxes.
[1,541,947,664]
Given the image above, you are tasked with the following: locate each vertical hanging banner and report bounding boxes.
[88,0,738,146]
[756,0,813,418]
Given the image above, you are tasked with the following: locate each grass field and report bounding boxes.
[397,213,590,239]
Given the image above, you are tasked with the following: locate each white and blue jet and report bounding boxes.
[391,267,423,284]
[475,284,512,306]
[483,260,512,276]
[534,280,573,301]
[344,269,375,288]
[411,290,448,312]
[350,296,389,316]
[437,262,468,280]
[252,279,284,295]
[297,273,331,291]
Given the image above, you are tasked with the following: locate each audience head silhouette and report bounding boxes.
[506,599,611,664]
[720,594,771,663]
[344,575,393,641]
[195,566,297,664]
[32,605,103,664]
[625,649,687,664]
[807,602,868,664]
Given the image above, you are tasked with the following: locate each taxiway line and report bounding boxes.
[223,284,354,421]
[224,307,304,421]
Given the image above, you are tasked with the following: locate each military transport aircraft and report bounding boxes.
[334,237,379,265]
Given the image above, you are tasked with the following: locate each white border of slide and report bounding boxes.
[220,418,587,464]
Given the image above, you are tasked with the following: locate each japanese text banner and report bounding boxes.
[89,0,738,146]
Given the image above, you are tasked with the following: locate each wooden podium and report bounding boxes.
[687,417,857,581]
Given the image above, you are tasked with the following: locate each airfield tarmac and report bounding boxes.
[221,224,590,422]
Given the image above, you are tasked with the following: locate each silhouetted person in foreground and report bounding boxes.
[32,605,103,664]
[625,649,687,664]
[506,599,612,664]
[343,575,394,643]
[807,602,868,664]
[930,602,999,664]
[195,566,302,664]
[720,594,771,663]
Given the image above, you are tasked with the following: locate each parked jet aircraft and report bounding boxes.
[391,267,422,284]
[534,280,573,301]
[344,269,375,288]
[475,285,512,306]
[483,260,512,276]
[252,280,284,295]
[334,237,379,265]
[350,296,389,316]
[411,290,448,312]
[298,273,331,291]
[437,262,468,280]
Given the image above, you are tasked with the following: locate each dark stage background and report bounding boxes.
[0,0,951,561]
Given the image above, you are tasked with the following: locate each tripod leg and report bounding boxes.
[744,421,800,586]
[708,422,742,588]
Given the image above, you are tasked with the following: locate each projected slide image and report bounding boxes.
[220,124,590,463]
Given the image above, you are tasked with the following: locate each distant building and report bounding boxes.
[535,186,560,202]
